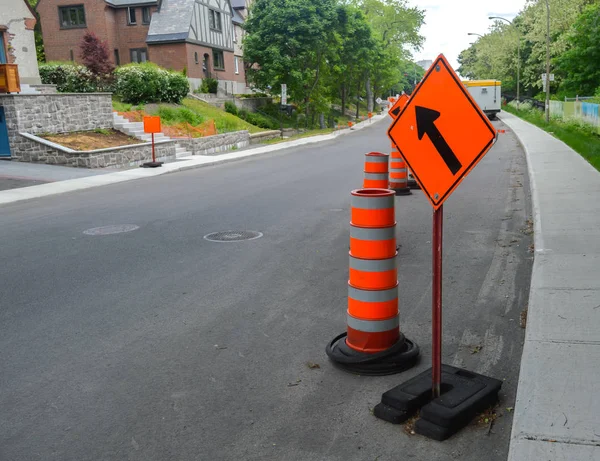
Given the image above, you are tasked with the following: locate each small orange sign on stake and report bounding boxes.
[141,115,163,168]
[143,116,161,134]
[388,54,497,210]
[388,93,409,119]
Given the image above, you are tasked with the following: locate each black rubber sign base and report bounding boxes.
[141,161,164,168]
[374,364,502,441]
[393,187,412,196]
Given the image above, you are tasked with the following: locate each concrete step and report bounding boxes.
[19,83,40,95]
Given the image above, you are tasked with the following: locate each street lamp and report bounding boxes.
[489,16,520,109]
[467,32,484,38]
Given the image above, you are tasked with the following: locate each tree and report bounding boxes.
[244,0,337,120]
[554,2,600,96]
[79,32,115,78]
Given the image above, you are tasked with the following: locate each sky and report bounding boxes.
[408,0,528,71]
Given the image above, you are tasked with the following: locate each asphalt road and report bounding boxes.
[0,118,532,461]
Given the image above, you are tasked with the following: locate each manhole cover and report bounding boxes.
[83,224,140,236]
[204,230,263,242]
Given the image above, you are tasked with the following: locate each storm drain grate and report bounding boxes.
[203,230,263,242]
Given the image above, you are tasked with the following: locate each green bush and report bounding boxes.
[114,63,189,104]
[200,77,218,94]
[156,105,203,125]
[245,112,278,129]
[39,62,103,93]
[224,101,238,115]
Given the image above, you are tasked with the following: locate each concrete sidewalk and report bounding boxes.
[0,114,385,206]
[500,112,600,460]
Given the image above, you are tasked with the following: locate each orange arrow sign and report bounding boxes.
[388,55,497,209]
[388,94,409,119]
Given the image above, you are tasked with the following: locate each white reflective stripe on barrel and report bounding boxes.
[347,314,399,332]
[351,195,395,210]
[364,172,388,180]
[349,254,397,271]
[348,284,398,302]
[350,225,396,241]
[365,155,389,163]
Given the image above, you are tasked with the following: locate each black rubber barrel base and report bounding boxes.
[407,180,420,190]
[373,364,502,441]
[326,332,419,376]
[392,187,412,196]
[141,161,164,168]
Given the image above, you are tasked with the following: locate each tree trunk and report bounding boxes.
[355,80,361,119]
[319,113,325,129]
[341,83,346,118]
[366,77,373,112]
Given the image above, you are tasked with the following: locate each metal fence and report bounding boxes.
[549,100,600,133]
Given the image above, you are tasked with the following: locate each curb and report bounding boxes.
[0,114,389,207]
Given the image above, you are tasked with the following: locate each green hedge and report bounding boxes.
[39,62,107,93]
[39,62,189,104]
[114,63,189,104]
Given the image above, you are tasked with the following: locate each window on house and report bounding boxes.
[194,52,199,64]
[0,32,6,64]
[114,49,120,65]
[130,48,147,63]
[209,10,222,31]
[59,5,86,28]
[127,7,137,25]
[142,7,151,25]
[213,50,224,70]
[69,49,74,61]
[234,56,239,74]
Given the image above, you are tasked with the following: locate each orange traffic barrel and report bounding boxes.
[350,189,395,228]
[326,187,419,374]
[349,253,398,290]
[389,149,412,196]
[364,152,389,173]
[349,225,396,259]
[363,172,389,189]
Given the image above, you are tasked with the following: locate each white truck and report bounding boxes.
[462,80,501,120]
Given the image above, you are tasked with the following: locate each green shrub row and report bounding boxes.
[223,102,279,129]
[39,62,189,105]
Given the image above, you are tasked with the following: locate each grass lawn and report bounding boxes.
[112,96,266,135]
[182,98,266,134]
[504,104,600,172]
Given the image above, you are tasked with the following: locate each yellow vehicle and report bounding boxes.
[462,80,501,120]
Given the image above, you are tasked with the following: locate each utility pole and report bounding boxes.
[545,0,551,123]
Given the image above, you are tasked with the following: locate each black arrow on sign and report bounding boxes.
[416,106,462,175]
[391,106,401,117]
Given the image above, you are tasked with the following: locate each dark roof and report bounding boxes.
[146,32,188,43]
[230,0,246,8]
[105,0,158,6]
[147,0,192,40]
[232,7,244,24]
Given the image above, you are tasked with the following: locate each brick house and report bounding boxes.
[38,0,248,93]
[0,0,41,84]
[37,0,159,65]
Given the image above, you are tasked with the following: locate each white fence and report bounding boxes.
[549,100,600,133]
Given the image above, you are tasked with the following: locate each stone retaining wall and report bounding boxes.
[250,130,281,144]
[18,134,176,168]
[175,130,250,156]
[0,93,113,160]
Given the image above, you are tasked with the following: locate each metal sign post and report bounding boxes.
[432,205,443,398]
